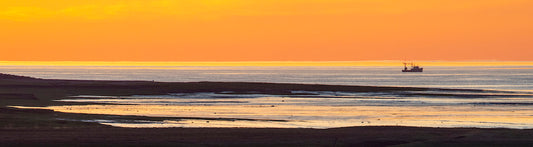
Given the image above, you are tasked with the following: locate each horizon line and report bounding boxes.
[1,61,533,66]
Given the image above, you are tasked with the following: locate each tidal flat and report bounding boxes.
[1,73,533,146]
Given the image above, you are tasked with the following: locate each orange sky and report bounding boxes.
[0,0,532,61]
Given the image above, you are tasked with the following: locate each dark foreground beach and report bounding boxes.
[1,73,533,146]
[4,125,533,146]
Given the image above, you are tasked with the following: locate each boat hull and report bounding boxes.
[402,68,423,72]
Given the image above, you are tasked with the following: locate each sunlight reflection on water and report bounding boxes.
[24,90,533,129]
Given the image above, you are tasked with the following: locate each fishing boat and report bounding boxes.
[402,62,423,72]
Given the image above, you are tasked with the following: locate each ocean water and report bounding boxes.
[4,65,533,128]
[1,66,532,91]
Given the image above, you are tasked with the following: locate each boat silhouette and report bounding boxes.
[402,62,423,72]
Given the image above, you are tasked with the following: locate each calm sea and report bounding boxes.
[1,65,532,91]
[5,65,533,129]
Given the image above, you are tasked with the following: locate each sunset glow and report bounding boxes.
[1,0,532,61]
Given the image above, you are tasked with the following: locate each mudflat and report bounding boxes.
[1,73,533,146]
[2,126,533,146]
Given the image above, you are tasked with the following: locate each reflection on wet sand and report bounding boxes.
[20,90,533,129]
[38,104,533,128]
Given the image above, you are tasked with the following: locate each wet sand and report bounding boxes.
[3,126,533,146]
[2,73,533,146]
[3,107,533,146]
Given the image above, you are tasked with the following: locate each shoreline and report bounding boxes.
[3,106,533,146]
[2,73,533,145]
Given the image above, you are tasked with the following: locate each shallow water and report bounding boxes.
[27,89,533,129]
